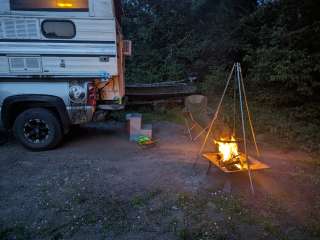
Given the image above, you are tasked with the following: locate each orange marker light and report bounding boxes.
[57,2,73,8]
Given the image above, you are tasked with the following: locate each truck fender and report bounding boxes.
[1,95,70,134]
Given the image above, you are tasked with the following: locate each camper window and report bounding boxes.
[42,20,76,39]
[10,0,89,12]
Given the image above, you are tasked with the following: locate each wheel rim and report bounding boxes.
[23,118,50,143]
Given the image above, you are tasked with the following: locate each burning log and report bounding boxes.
[214,136,244,170]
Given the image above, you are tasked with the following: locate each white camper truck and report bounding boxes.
[0,0,131,150]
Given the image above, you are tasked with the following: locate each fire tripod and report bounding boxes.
[195,63,267,195]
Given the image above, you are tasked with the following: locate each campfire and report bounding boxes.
[214,136,244,171]
[202,133,269,173]
[198,63,270,194]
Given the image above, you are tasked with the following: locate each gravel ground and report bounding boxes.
[0,121,319,240]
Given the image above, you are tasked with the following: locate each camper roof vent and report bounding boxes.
[1,18,39,39]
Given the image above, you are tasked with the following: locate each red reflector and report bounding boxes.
[87,82,96,107]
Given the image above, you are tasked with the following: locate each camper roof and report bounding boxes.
[0,0,122,19]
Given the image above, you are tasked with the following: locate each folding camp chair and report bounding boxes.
[183,95,213,141]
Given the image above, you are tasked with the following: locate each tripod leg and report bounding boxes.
[239,68,260,157]
[237,63,255,195]
[194,64,236,167]
[193,156,199,168]
[206,162,212,175]
[184,119,193,141]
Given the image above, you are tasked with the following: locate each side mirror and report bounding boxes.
[123,40,132,57]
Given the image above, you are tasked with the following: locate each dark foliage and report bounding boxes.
[122,0,320,152]
[123,0,258,83]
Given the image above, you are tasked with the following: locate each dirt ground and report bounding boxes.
[0,121,320,240]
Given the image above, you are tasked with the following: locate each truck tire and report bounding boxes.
[13,108,63,151]
[0,130,8,145]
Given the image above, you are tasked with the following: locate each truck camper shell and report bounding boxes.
[0,0,126,102]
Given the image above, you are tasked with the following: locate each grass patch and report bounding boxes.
[138,107,184,125]
[0,225,31,240]
[2,189,318,239]
[205,93,320,165]
[131,189,162,209]
[170,190,315,240]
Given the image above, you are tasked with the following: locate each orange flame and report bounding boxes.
[215,136,239,162]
